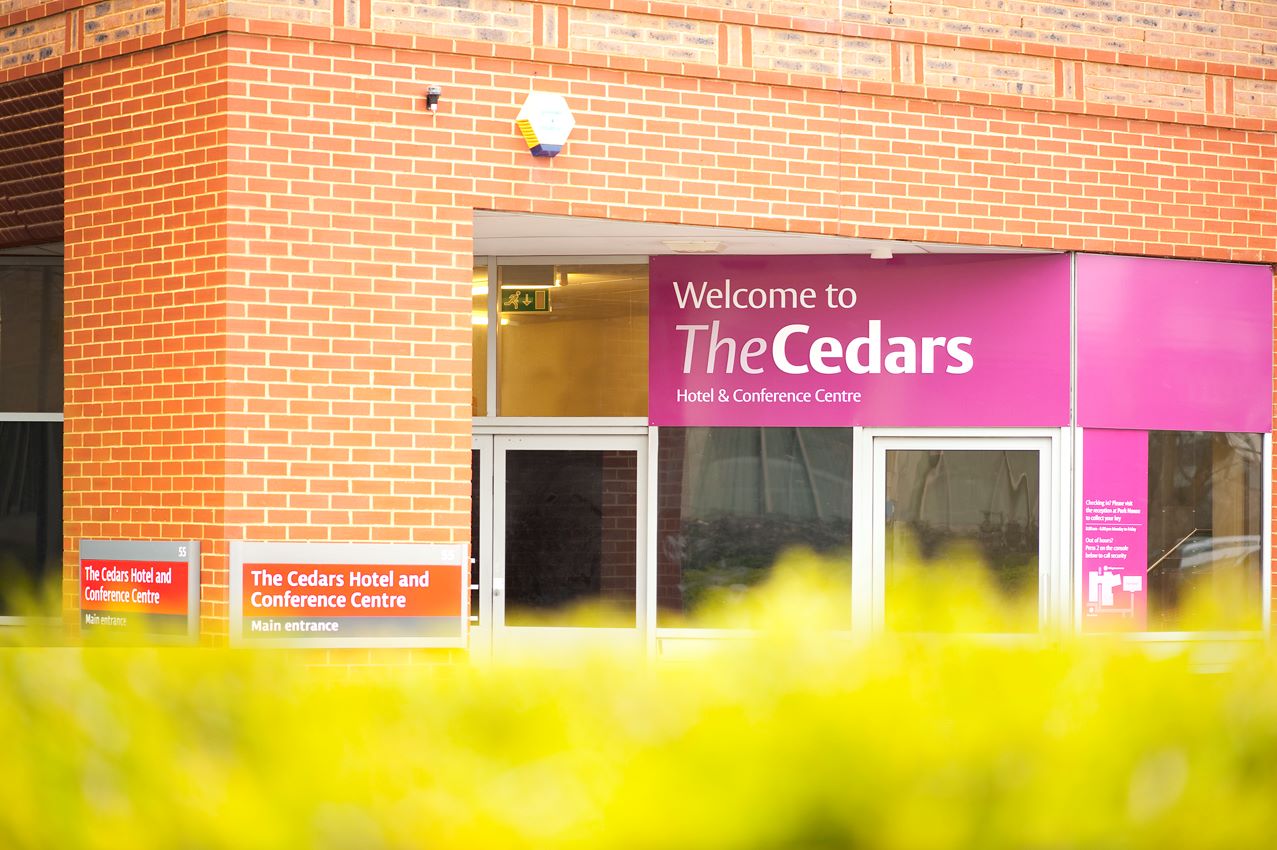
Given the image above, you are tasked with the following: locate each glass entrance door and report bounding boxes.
[866,433,1060,633]
[471,433,648,655]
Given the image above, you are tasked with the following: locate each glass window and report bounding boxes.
[0,263,62,412]
[504,449,638,627]
[1147,431,1263,631]
[884,448,1040,632]
[471,264,488,416]
[470,449,482,627]
[497,263,647,417]
[656,427,853,628]
[0,421,62,615]
[0,261,63,615]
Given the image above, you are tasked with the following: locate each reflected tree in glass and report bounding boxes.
[883,449,1040,631]
[657,428,853,627]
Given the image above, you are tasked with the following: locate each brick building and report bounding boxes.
[0,0,1274,658]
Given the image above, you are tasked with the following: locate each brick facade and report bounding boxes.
[0,0,1274,644]
[62,37,232,635]
[63,31,472,654]
[6,0,1276,254]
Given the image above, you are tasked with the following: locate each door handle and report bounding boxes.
[493,576,504,598]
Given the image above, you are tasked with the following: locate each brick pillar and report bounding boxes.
[63,37,233,637]
[63,34,472,648]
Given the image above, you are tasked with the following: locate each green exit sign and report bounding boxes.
[500,289,552,313]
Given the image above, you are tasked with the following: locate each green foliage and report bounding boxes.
[3,557,1277,849]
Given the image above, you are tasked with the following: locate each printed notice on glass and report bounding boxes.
[1081,430,1148,630]
[229,542,468,649]
[79,540,201,643]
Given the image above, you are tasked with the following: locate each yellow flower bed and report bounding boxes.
[1,555,1274,849]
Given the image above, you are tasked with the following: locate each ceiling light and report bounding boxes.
[869,247,893,260]
[662,240,727,254]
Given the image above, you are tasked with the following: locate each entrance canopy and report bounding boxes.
[473,210,1049,259]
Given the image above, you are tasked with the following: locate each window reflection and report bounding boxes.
[1147,431,1262,631]
[497,264,647,417]
[0,261,62,614]
[884,449,1040,631]
[657,428,853,627]
[0,263,62,413]
[0,421,62,614]
[504,450,637,627]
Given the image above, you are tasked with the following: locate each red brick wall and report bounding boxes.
[7,0,1275,257]
[63,32,472,654]
[222,33,471,558]
[63,36,230,636]
[208,27,1276,258]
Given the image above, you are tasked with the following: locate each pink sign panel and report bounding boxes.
[1081,429,1148,631]
[1077,254,1272,433]
[649,254,1071,427]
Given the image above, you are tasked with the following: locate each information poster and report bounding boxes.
[229,542,468,649]
[1081,430,1148,630]
[79,540,200,643]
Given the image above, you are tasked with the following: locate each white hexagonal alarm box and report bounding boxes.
[515,92,576,158]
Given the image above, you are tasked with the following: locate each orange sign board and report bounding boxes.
[79,541,201,642]
[230,543,469,648]
[242,563,462,617]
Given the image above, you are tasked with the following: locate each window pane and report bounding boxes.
[497,264,647,417]
[504,450,637,627]
[1147,431,1262,631]
[471,265,488,416]
[657,427,853,627]
[884,449,1039,631]
[0,263,62,413]
[0,421,62,614]
[470,449,481,627]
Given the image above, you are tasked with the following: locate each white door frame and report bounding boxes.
[470,434,494,657]
[855,428,1068,634]
[471,432,649,656]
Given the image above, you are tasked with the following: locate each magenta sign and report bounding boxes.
[1081,429,1148,630]
[1077,254,1272,433]
[649,254,1071,427]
